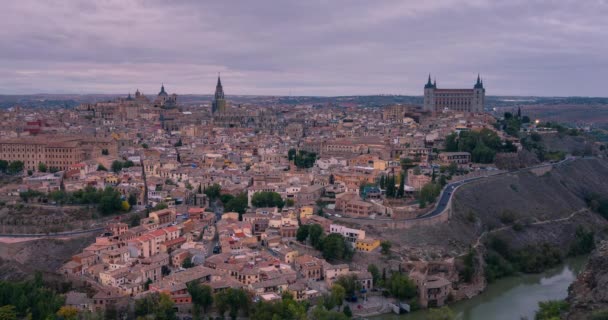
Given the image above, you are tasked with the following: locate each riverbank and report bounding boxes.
[371,256,587,320]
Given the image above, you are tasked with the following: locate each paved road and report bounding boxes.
[0,227,105,238]
[419,157,576,219]
[417,157,575,220]
[335,157,577,223]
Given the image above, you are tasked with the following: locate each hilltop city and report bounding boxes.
[0,74,606,320]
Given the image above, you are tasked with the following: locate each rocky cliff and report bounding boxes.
[566,241,608,319]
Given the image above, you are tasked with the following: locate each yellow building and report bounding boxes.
[355,238,381,252]
[373,160,388,170]
[104,175,119,185]
[299,206,314,219]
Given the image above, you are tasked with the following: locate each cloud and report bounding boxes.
[0,0,607,96]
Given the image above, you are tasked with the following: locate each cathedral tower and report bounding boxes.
[212,75,227,113]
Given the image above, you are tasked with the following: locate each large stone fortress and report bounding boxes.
[423,75,485,113]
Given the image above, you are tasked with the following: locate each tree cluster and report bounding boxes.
[296,224,353,261]
[0,160,24,175]
[111,160,135,173]
[134,292,177,320]
[386,272,417,301]
[0,275,65,320]
[251,191,285,209]
[222,192,249,218]
[445,128,516,163]
[203,183,222,201]
[250,292,307,320]
[418,182,441,208]
[186,282,214,316]
[379,174,406,199]
[288,149,317,168]
[215,288,251,320]
[19,186,128,215]
[484,236,564,282]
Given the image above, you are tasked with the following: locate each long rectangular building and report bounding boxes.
[0,136,116,172]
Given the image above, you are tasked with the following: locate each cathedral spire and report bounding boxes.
[425,74,434,89]
[212,74,226,113]
[474,74,484,89]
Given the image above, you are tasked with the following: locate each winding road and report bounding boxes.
[337,157,577,223]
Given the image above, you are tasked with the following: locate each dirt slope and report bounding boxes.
[381,158,608,257]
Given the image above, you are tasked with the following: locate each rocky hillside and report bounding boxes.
[381,158,608,257]
[0,235,95,281]
[566,241,608,319]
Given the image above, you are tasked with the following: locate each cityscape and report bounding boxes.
[1,2,608,320]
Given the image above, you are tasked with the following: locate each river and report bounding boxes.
[374,256,587,320]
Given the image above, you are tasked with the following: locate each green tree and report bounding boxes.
[286,198,295,207]
[155,293,177,320]
[387,272,417,300]
[215,288,250,320]
[397,173,405,198]
[128,193,138,206]
[535,300,569,320]
[0,277,64,319]
[419,183,441,204]
[296,225,309,243]
[111,160,124,173]
[308,224,324,249]
[204,183,222,201]
[220,194,234,205]
[428,306,456,320]
[335,274,361,298]
[151,202,168,212]
[224,193,248,217]
[321,233,352,261]
[292,150,317,168]
[343,304,352,318]
[310,306,349,320]
[37,162,47,172]
[367,264,381,286]
[7,161,24,174]
[380,240,392,256]
[249,297,306,320]
[135,292,158,317]
[330,284,346,310]
[569,226,595,256]
[56,306,79,320]
[97,164,107,171]
[0,160,8,173]
[251,191,285,209]
[187,282,214,314]
[98,186,123,215]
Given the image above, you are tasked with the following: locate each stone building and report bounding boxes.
[0,135,117,172]
[423,75,485,113]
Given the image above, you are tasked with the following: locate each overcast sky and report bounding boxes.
[1,0,607,96]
